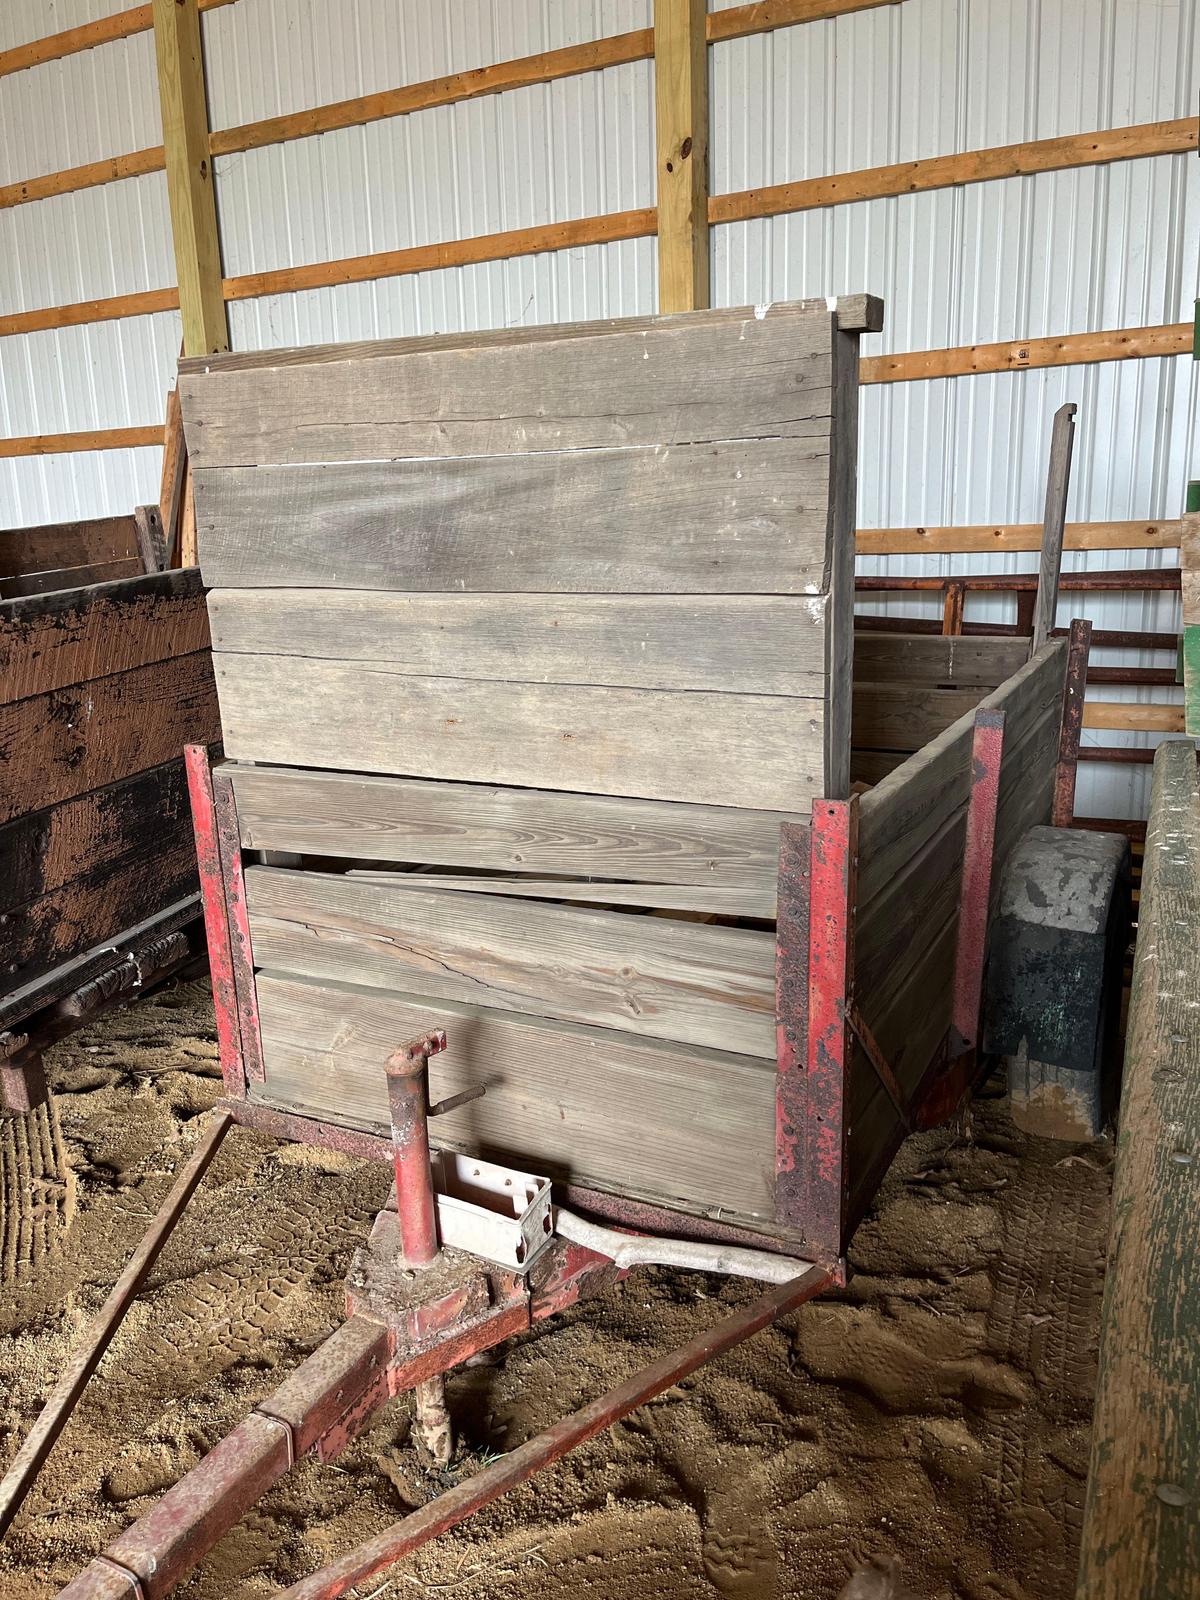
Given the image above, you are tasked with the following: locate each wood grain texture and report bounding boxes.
[0,516,138,580]
[0,650,219,824]
[1032,403,1076,653]
[1077,738,1200,1600]
[225,763,792,887]
[1181,513,1200,626]
[346,870,776,918]
[254,971,776,1219]
[215,654,823,811]
[823,324,856,798]
[654,0,709,313]
[246,866,776,1057]
[852,682,984,753]
[0,570,210,706]
[0,760,192,910]
[209,590,827,695]
[857,519,1181,557]
[0,822,197,991]
[852,632,1028,687]
[194,439,832,593]
[0,559,144,599]
[179,303,834,466]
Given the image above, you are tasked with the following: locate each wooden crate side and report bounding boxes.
[0,760,192,909]
[1077,738,1200,1600]
[0,650,219,824]
[0,569,210,706]
[194,440,832,594]
[852,632,1029,687]
[253,970,777,1221]
[214,656,823,812]
[224,764,792,891]
[0,515,139,580]
[245,866,776,1059]
[209,591,828,698]
[179,304,838,467]
[0,559,143,598]
[0,819,197,991]
[852,682,985,755]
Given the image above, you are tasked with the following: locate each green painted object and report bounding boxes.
[1183,625,1200,736]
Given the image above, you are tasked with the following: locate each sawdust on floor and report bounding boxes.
[0,978,1112,1600]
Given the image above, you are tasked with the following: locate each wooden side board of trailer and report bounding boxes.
[0,513,144,598]
[1076,738,1200,1600]
[0,570,220,1018]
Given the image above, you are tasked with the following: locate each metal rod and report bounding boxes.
[1052,618,1092,827]
[0,1110,231,1540]
[279,1265,832,1600]
[385,1032,445,1268]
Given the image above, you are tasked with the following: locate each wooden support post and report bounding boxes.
[1031,401,1077,654]
[654,0,709,312]
[152,0,229,355]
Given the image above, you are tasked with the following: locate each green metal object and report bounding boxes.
[1188,480,1200,515]
[1183,626,1200,737]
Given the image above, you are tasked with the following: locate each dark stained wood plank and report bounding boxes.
[0,558,143,598]
[0,569,211,706]
[194,439,831,594]
[852,631,1029,687]
[214,655,823,812]
[1077,738,1200,1600]
[209,591,828,697]
[0,760,192,909]
[179,302,837,467]
[0,515,138,580]
[0,823,197,991]
[254,969,777,1220]
[345,870,775,918]
[225,763,792,888]
[246,867,777,1057]
[0,651,219,824]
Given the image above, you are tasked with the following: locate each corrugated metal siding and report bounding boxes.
[2,0,1196,811]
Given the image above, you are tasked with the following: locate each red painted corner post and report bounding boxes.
[1052,617,1092,827]
[776,799,856,1265]
[184,744,246,1099]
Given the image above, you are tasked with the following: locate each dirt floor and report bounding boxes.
[0,977,1112,1600]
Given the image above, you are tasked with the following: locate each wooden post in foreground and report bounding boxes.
[654,0,709,312]
[152,0,229,356]
[1031,401,1077,654]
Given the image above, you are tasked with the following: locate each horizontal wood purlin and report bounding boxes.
[246,867,777,1058]
[0,515,138,580]
[0,569,210,706]
[858,518,1182,554]
[225,764,793,890]
[0,0,233,77]
[254,971,777,1221]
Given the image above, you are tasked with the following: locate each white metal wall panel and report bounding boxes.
[0,2,174,525]
[711,0,1200,816]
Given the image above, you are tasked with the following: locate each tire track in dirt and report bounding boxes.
[1,1099,74,1285]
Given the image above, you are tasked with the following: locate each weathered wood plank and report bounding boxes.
[179,302,836,467]
[0,569,210,706]
[856,640,1067,907]
[1077,738,1200,1600]
[254,971,776,1219]
[209,591,827,697]
[851,682,984,754]
[0,558,143,598]
[0,824,197,990]
[852,632,1029,687]
[214,655,823,811]
[0,651,219,824]
[823,324,857,799]
[0,760,192,910]
[225,764,792,887]
[1031,402,1076,654]
[195,439,831,594]
[245,867,776,1058]
[346,870,775,918]
[0,515,138,580]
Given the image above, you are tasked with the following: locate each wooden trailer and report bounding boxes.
[43,298,1135,1600]
[0,560,220,1111]
[168,297,1087,1264]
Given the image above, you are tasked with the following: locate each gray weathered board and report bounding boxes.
[179,299,966,1226]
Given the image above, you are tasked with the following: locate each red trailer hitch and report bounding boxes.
[51,1033,832,1600]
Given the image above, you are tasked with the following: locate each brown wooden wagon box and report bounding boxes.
[0,535,221,1101]
[176,298,1082,1269]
